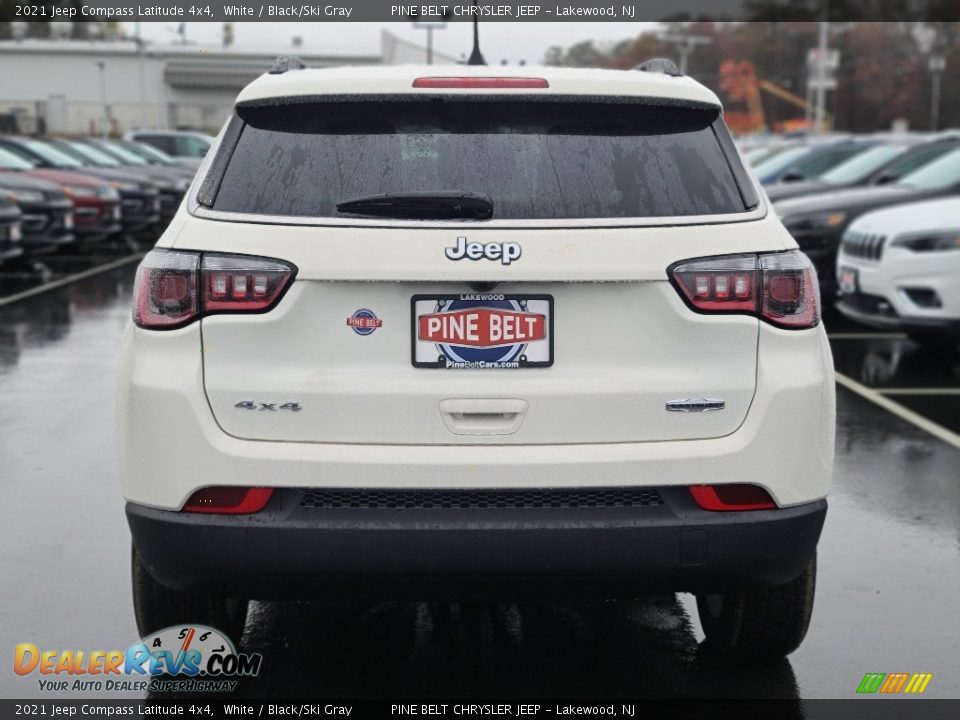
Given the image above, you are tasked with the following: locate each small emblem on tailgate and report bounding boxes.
[445,236,522,265]
[665,398,726,413]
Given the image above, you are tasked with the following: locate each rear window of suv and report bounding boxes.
[209,100,750,220]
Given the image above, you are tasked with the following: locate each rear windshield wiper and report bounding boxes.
[335,191,494,220]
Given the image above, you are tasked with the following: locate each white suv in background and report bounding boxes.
[836,197,960,345]
[118,61,835,658]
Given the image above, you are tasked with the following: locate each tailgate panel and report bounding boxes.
[201,280,758,445]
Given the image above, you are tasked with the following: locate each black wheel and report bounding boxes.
[131,546,248,644]
[696,555,816,659]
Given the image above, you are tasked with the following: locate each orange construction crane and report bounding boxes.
[719,59,831,134]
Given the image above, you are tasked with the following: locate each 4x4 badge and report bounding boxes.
[445,236,521,265]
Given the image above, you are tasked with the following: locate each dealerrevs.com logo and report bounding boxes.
[14,625,261,693]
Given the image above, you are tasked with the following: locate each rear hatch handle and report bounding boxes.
[439,399,528,436]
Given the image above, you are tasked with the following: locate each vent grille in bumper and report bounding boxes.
[299,488,664,510]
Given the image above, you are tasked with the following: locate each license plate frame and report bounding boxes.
[411,293,554,369]
[839,266,859,295]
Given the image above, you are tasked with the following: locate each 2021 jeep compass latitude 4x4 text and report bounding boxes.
[118,62,834,658]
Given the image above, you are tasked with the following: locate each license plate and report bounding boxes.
[839,267,858,295]
[412,294,553,369]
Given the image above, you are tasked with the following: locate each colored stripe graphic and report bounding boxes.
[904,674,933,694]
[856,672,932,694]
[879,673,909,693]
[857,673,885,694]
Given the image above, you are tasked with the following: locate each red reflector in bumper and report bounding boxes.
[412,77,549,89]
[690,484,776,511]
[182,487,274,514]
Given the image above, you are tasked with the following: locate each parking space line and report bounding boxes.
[827,332,908,340]
[0,254,143,308]
[878,388,960,396]
[835,372,960,449]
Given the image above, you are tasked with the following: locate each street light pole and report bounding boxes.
[411,10,447,66]
[814,20,828,134]
[96,60,108,138]
[929,54,946,131]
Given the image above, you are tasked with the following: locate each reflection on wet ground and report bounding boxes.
[0,240,140,300]
[0,268,957,699]
[823,305,960,441]
[230,598,802,702]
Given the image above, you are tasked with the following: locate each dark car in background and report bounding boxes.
[41,138,163,236]
[0,165,74,257]
[76,138,192,225]
[765,137,960,202]
[0,137,161,238]
[754,139,877,185]
[0,143,118,245]
[0,192,24,266]
[774,145,960,293]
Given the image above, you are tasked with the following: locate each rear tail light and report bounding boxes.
[133,251,199,329]
[182,487,274,514]
[669,250,820,329]
[690,484,776,511]
[202,254,294,312]
[412,77,550,89]
[133,250,295,329]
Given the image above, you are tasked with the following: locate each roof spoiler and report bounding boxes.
[268,55,307,75]
[634,58,683,77]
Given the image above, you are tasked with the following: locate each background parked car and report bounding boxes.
[0,191,24,266]
[765,137,960,202]
[836,197,960,347]
[78,138,192,224]
[0,142,119,245]
[116,139,199,177]
[0,165,74,258]
[121,130,213,170]
[753,139,875,185]
[775,145,960,293]
[37,139,162,237]
[0,137,165,237]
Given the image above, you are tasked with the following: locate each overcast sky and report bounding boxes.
[124,22,657,64]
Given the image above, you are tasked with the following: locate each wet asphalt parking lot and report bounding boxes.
[0,260,958,700]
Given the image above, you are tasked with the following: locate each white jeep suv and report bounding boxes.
[118,61,835,658]
[836,196,960,346]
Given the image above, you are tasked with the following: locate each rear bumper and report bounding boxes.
[127,490,827,599]
[117,322,836,511]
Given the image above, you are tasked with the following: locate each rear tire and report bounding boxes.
[696,554,816,659]
[131,546,248,644]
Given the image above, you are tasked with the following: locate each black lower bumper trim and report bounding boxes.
[836,298,960,334]
[128,488,826,600]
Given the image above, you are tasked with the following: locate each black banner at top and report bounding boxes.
[3,0,959,22]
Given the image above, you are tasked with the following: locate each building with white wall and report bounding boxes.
[0,29,458,136]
